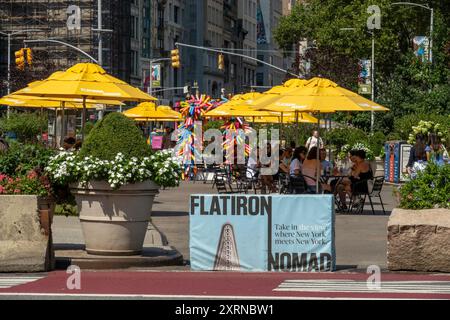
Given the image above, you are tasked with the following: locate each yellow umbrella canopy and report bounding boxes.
[251,77,390,113]
[123,102,182,121]
[0,94,125,108]
[247,79,309,107]
[15,63,157,102]
[157,105,183,119]
[0,96,98,109]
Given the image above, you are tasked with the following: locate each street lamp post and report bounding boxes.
[0,29,43,118]
[340,27,376,133]
[391,2,433,63]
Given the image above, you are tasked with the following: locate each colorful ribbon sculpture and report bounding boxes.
[222,117,252,165]
[177,94,216,180]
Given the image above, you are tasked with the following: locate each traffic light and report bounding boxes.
[26,48,33,67]
[15,48,26,71]
[171,49,180,69]
[218,53,225,71]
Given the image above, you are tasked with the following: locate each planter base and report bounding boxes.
[55,245,184,270]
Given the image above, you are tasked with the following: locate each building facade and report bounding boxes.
[255,0,287,88]
[238,0,258,91]
[0,0,138,96]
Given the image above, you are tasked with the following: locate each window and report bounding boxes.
[174,6,179,24]
[131,50,138,76]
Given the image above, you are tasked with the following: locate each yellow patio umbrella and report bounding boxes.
[157,105,183,119]
[205,105,318,124]
[0,94,125,108]
[13,63,156,140]
[251,78,389,113]
[123,102,181,121]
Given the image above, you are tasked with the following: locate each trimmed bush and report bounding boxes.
[79,112,151,160]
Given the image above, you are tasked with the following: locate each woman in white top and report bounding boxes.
[290,146,308,177]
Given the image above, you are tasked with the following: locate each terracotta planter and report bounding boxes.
[37,196,55,236]
[70,180,159,256]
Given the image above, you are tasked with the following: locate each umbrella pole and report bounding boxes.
[316,112,321,194]
[60,101,65,148]
[281,112,284,144]
[53,108,57,148]
[81,97,87,141]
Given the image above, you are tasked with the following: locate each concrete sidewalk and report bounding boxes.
[53,181,396,270]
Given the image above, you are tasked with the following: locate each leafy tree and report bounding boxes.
[274,0,450,134]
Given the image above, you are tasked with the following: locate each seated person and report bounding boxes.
[63,136,76,151]
[279,147,293,174]
[289,146,307,177]
[302,147,331,194]
[320,148,332,176]
[337,149,374,208]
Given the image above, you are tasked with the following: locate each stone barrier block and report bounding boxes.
[387,208,450,273]
[0,195,54,272]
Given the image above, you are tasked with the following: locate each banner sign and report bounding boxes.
[413,36,430,62]
[358,59,372,95]
[190,195,335,272]
[151,64,161,87]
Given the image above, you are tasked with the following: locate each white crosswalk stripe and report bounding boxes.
[0,276,43,289]
[274,280,450,294]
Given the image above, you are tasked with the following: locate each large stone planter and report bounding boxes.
[387,208,450,273]
[70,180,159,256]
[0,195,54,272]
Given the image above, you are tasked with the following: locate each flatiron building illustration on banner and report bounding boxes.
[213,223,241,271]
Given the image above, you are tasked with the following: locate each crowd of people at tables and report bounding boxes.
[243,130,374,206]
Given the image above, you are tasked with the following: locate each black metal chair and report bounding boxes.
[193,162,206,183]
[234,166,260,194]
[213,173,238,194]
[367,176,386,215]
[348,178,372,214]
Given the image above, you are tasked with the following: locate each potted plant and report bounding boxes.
[46,113,181,256]
[388,163,450,272]
[0,141,56,235]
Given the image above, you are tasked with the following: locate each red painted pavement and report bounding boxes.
[1,271,450,299]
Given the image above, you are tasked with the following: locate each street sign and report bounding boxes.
[358,59,372,95]
[413,36,430,62]
[151,64,161,88]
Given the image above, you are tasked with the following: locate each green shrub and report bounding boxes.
[0,141,55,176]
[204,120,224,131]
[83,122,95,136]
[393,114,450,148]
[79,112,151,160]
[367,131,386,157]
[399,163,450,209]
[0,112,48,143]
